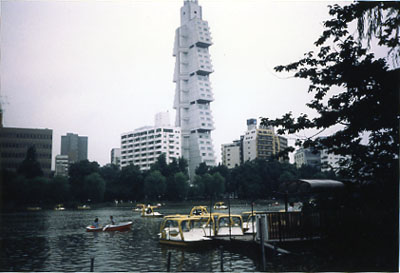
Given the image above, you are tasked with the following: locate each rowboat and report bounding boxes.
[86,221,133,232]
[77,205,91,210]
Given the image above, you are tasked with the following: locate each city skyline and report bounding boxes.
[1,0,369,168]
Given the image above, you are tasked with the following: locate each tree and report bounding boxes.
[178,157,189,175]
[144,170,166,200]
[83,173,106,202]
[190,175,205,198]
[117,164,144,201]
[99,164,120,201]
[48,175,70,203]
[17,146,43,178]
[166,172,189,200]
[195,162,209,176]
[260,2,398,269]
[261,2,399,194]
[150,154,170,177]
[68,160,100,201]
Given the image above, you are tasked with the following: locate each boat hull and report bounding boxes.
[86,221,133,232]
[159,238,212,247]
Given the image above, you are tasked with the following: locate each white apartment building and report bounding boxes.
[173,0,216,179]
[120,113,181,171]
[55,154,69,176]
[320,150,347,172]
[294,147,321,169]
[221,140,242,169]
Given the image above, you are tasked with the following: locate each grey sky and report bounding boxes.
[2,0,352,168]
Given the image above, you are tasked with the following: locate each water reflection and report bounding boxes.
[0,204,265,271]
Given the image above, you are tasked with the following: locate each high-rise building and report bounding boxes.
[173,0,216,179]
[61,133,88,163]
[242,119,288,162]
[55,154,69,176]
[0,127,53,176]
[120,112,181,171]
[110,148,121,167]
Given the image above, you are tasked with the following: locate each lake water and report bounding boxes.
[0,202,282,271]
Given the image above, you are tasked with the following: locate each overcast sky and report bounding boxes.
[1,0,354,168]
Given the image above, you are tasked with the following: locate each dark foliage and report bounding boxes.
[17,146,43,179]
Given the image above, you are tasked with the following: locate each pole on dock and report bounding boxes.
[259,218,266,271]
[228,196,231,240]
[210,196,213,237]
[167,252,171,272]
[220,246,224,272]
[251,201,255,241]
[90,257,94,272]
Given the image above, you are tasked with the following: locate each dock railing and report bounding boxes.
[256,211,322,242]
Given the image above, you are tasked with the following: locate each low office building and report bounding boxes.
[55,154,69,176]
[0,127,53,176]
[221,139,242,169]
[120,113,181,171]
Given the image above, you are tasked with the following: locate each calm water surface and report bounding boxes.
[0,203,279,271]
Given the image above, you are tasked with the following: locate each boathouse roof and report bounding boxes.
[279,179,345,194]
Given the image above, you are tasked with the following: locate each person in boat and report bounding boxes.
[93,218,100,228]
[110,216,115,225]
[288,202,295,212]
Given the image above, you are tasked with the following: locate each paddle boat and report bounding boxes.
[86,221,133,232]
[159,216,212,246]
[189,206,209,216]
[213,213,244,236]
[133,203,146,212]
[213,202,228,210]
[27,206,42,211]
[180,213,244,237]
[141,205,163,217]
[77,205,91,210]
[54,204,65,211]
[241,211,259,234]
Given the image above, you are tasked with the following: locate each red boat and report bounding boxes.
[86,221,133,232]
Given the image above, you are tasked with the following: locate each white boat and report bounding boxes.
[133,203,146,212]
[213,213,244,236]
[213,202,228,210]
[86,221,133,232]
[141,205,163,217]
[242,212,258,234]
[54,204,65,211]
[159,216,212,246]
[189,205,209,216]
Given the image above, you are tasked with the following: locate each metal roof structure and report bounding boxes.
[279,179,345,194]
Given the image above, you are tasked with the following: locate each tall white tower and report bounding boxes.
[173,0,216,179]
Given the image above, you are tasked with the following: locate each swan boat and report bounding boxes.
[141,206,163,217]
[159,216,212,246]
[213,202,228,210]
